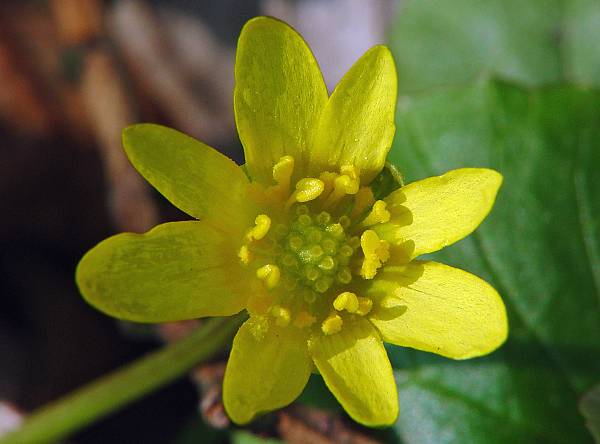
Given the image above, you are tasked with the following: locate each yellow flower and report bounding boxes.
[76,17,507,426]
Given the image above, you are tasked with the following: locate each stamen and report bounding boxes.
[285,178,324,210]
[361,200,391,226]
[238,245,251,264]
[333,291,359,313]
[270,305,291,327]
[356,297,373,315]
[360,230,390,279]
[319,171,338,198]
[340,165,360,180]
[256,264,281,289]
[272,156,295,197]
[322,165,360,209]
[351,187,375,218]
[246,214,272,241]
[321,313,343,335]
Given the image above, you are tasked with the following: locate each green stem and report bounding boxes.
[0,315,245,444]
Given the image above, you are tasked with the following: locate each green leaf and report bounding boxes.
[386,3,600,440]
[580,383,600,443]
[370,162,404,201]
[390,0,600,93]
[387,79,600,443]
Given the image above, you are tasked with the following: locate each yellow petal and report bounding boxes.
[76,221,249,322]
[375,168,502,260]
[235,16,328,183]
[223,317,312,424]
[365,260,508,359]
[309,45,397,184]
[309,318,398,426]
[123,124,253,233]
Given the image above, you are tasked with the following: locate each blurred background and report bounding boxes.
[0,1,396,442]
[1,0,599,443]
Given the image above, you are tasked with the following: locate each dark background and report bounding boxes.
[0,1,392,442]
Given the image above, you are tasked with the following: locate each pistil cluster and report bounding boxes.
[239,156,392,336]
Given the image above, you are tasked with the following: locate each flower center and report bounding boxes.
[274,205,358,295]
[239,156,392,335]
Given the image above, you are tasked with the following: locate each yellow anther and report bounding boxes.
[238,245,251,264]
[246,214,272,241]
[256,264,281,289]
[321,313,343,335]
[360,230,390,279]
[272,156,295,196]
[285,178,324,210]
[294,311,316,328]
[351,186,376,218]
[340,165,360,180]
[296,178,325,201]
[356,297,373,315]
[270,305,291,327]
[333,291,359,313]
[361,200,391,226]
[323,169,360,209]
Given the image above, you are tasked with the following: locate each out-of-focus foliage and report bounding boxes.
[391,0,600,93]
[384,0,600,443]
[580,384,600,443]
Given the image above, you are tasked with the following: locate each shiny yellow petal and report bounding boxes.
[375,168,502,260]
[364,260,507,359]
[223,317,312,424]
[235,16,328,183]
[123,124,253,232]
[309,46,397,184]
[309,318,398,426]
[76,221,249,322]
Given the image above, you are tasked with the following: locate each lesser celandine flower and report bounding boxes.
[76,17,507,426]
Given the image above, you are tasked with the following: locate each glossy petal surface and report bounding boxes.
[123,124,253,232]
[309,46,397,184]
[235,16,328,182]
[309,318,398,426]
[375,168,502,260]
[76,221,249,322]
[364,260,507,359]
[223,317,312,424]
